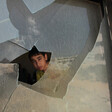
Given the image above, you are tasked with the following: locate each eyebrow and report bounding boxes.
[37,55,42,59]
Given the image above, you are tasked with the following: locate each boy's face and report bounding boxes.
[31,53,48,71]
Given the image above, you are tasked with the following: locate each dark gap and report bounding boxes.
[11,51,52,85]
[89,0,104,16]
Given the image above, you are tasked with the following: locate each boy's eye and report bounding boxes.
[37,57,42,61]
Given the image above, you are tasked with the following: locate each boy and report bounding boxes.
[28,46,51,83]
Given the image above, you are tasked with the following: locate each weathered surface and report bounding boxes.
[0,63,18,112]
[31,56,76,98]
[4,85,66,112]
[8,0,101,57]
[0,41,28,62]
[3,18,111,112]
[63,17,111,112]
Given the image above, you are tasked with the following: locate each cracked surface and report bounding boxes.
[2,18,112,112]
[0,64,18,112]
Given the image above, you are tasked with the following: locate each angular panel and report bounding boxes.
[0,63,18,112]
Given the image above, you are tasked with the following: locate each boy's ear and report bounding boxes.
[45,54,48,61]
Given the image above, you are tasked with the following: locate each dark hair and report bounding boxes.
[28,46,45,60]
[28,46,51,62]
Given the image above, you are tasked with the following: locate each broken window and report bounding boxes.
[11,47,52,85]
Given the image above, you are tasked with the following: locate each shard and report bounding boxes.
[0,63,18,112]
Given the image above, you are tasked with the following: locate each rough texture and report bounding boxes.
[8,0,101,57]
[3,18,111,112]
[0,63,19,112]
[63,17,111,112]
[31,56,76,98]
[0,41,28,62]
[4,85,66,112]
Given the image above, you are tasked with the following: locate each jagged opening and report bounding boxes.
[0,0,103,100]
[11,51,52,85]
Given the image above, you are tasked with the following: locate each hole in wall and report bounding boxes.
[11,48,52,85]
[0,0,102,99]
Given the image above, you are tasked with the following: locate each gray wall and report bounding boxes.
[0,0,101,58]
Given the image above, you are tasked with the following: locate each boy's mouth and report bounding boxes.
[38,66,43,70]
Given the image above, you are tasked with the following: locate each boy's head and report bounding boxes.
[28,46,49,72]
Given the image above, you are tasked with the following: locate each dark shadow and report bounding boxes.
[0,58,10,63]
[101,16,112,109]
[11,51,51,85]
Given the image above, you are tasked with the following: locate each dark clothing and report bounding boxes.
[18,67,44,85]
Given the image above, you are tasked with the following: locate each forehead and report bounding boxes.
[31,54,44,59]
